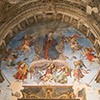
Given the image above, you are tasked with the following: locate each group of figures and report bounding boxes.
[12,59,90,84]
[0,30,99,85]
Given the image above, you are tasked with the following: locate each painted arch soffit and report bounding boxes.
[0,1,100,100]
[0,0,100,55]
[0,0,100,37]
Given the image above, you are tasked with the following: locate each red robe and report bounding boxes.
[13,65,28,81]
[85,53,96,62]
[74,68,84,80]
[45,39,53,59]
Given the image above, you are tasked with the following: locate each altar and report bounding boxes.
[18,85,85,100]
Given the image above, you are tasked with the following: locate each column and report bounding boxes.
[18,23,23,30]
[77,19,81,29]
[25,19,29,26]
[33,15,37,23]
[86,28,90,37]
[94,39,98,47]
[70,17,73,24]
[61,14,65,22]
[53,12,57,21]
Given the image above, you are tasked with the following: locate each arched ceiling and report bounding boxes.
[0,0,100,58]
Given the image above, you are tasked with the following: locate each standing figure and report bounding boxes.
[13,61,28,81]
[44,32,59,60]
[33,32,60,60]
[45,33,54,59]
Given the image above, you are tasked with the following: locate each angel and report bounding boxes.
[2,49,18,68]
[73,61,84,82]
[67,34,83,53]
[13,61,28,81]
[31,67,42,83]
[73,60,90,82]
[18,39,31,54]
[84,47,99,64]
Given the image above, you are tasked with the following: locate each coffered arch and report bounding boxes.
[0,0,100,58]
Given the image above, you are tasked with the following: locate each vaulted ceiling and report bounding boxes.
[0,0,100,58]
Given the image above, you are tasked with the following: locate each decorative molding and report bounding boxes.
[0,0,99,50]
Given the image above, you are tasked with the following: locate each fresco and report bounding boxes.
[0,21,100,100]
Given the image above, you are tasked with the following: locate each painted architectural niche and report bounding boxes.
[0,21,100,100]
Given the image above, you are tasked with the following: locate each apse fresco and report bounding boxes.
[0,22,100,100]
